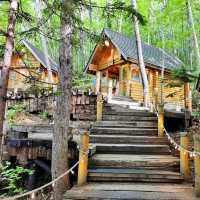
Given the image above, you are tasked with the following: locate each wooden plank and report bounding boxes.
[64,188,198,200]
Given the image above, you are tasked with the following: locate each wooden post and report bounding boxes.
[184,82,192,112]
[77,131,89,186]
[108,79,112,102]
[96,93,103,121]
[119,66,124,96]
[153,71,159,110]
[125,66,132,97]
[180,132,190,180]
[95,71,101,94]
[194,134,200,197]
[148,70,153,104]
[158,104,164,137]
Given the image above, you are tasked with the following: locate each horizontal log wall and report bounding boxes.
[130,69,184,107]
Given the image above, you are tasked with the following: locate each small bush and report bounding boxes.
[6,104,26,126]
[0,161,33,196]
[39,111,51,119]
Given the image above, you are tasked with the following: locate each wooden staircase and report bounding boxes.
[65,102,196,200]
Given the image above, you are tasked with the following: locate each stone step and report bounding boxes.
[64,183,196,200]
[88,168,183,183]
[89,154,179,170]
[90,135,168,144]
[93,121,157,128]
[102,115,157,121]
[94,144,170,154]
[90,127,158,136]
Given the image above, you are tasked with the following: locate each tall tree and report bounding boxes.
[131,0,149,107]
[0,0,18,161]
[51,0,73,199]
[186,0,200,70]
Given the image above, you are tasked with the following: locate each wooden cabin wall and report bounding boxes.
[161,73,184,107]
[130,67,184,108]
[130,81,143,103]
[90,43,121,72]
[8,54,58,91]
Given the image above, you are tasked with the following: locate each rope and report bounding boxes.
[153,104,200,157]
[2,161,79,200]
[2,143,89,200]
[164,127,200,157]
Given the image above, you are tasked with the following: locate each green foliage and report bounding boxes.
[39,111,51,119]
[171,66,198,83]
[72,70,93,90]
[1,0,200,89]
[7,104,25,126]
[25,84,53,97]
[192,90,200,117]
[0,162,33,196]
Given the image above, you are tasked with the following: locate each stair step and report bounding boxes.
[64,183,196,200]
[90,154,179,169]
[112,96,135,101]
[88,168,183,183]
[90,135,168,144]
[103,115,157,121]
[93,121,157,128]
[109,99,140,104]
[90,127,158,136]
[94,144,170,154]
[103,110,156,117]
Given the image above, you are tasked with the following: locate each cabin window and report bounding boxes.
[132,70,141,83]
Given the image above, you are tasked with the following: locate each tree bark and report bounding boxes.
[131,0,149,107]
[186,0,200,70]
[0,0,18,162]
[52,1,73,199]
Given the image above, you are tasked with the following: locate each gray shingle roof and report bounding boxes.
[22,40,58,72]
[103,28,183,70]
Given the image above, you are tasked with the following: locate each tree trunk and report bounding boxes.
[131,0,149,107]
[52,1,73,199]
[186,0,200,70]
[0,0,18,162]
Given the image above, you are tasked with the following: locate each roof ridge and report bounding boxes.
[22,40,58,72]
[103,28,182,70]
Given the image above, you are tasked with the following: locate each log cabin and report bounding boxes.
[0,40,58,95]
[85,28,192,112]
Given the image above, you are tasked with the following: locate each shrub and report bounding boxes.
[0,161,33,196]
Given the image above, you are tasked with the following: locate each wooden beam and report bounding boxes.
[98,59,125,71]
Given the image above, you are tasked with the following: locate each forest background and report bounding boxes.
[0,0,200,89]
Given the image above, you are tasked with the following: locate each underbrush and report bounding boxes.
[0,161,33,197]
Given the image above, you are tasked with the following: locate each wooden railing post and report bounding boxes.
[96,93,103,121]
[77,131,89,186]
[184,82,192,113]
[194,134,200,197]
[119,66,124,96]
[95,71,101,94]
[108,79,112,102]
[180,132,190,180]
[154,88,158,110]
[158,104,164,137]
